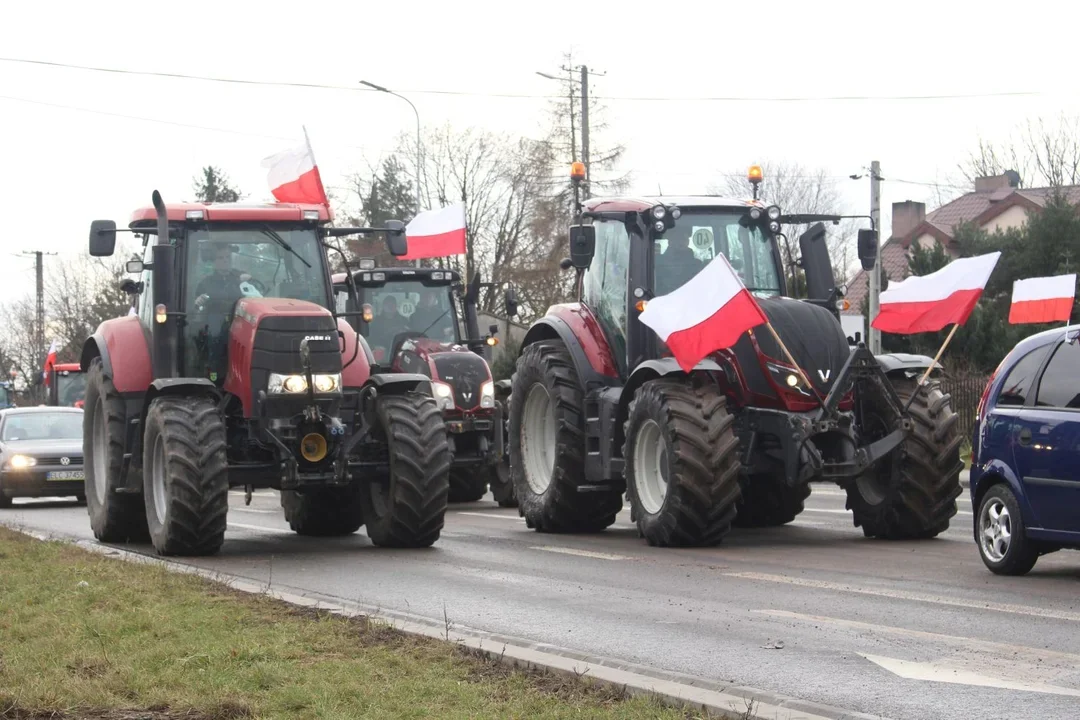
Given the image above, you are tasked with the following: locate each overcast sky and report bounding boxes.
[2,0,1077,305]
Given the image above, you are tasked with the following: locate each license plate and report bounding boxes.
[47,470,84,481]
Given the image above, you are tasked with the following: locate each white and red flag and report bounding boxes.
[402,203,467,260]
[42,339,60,385]
[1009,274,1076,324]
[261,127,329,206]
[639,254,768,372]
[871,252,1001,334]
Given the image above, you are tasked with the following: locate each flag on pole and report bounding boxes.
[1009,274,1076,324]
[261,127,329,205]
[402,203,467,260]
[42,339,60,386]
[638,254,768,372]
[871,252,1001,334]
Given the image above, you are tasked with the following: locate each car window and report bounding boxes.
[996,346,1051,407]
[1036,340,1080,409]
[1,413,83,441]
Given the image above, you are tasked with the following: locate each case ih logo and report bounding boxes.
[302,335,334,343]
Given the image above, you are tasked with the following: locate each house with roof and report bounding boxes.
[844,172,1080,331]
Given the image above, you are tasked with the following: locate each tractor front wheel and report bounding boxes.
[509,342,621,533]
[733,475,810,528]
[282,487,365,536]
[846,377,963,539]
[624,379,742,547]
[361,392,451,548]
[448,470,488,503]
[142,395,230,556]
[489,394,517,508]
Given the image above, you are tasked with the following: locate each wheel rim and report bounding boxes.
[521,384,556,495]
[979,497,1012,562]
[151,434,168,526]
[633,419,668,515]
[92,398,109,504]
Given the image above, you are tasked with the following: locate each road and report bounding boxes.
[5,481,1080,720]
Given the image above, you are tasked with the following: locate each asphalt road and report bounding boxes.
[5,481,1080,720]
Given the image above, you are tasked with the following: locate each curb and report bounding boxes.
[5,523,889,720]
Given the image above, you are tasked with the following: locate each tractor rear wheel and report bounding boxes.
[361,392,451,548]
[448,470,488,503]
[142,395,230,556]
[846,377,963,539]
[733,475,810,528]
[624,379,742,547]
[510,342,622,533]
[84,357,148,543]
[282,487,365,536]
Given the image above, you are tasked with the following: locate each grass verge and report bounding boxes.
[0,527,715,720]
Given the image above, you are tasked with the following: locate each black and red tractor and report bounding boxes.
[82,191,452,556]
[506,168,963,546]
[333,266,515,505]
[47,363,87,408]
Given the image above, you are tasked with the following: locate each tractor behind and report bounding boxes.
[47,363,86,408]
[82,191,452,556]
[506,165,964,547]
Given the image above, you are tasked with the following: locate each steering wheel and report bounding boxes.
[389,331,426,360]
[242,275,269,295]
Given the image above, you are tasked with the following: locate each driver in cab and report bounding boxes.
[194,243,254,312]
[409,287,453,340]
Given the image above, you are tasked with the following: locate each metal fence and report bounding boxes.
[939,373,991,438]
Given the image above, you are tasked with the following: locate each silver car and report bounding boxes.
[0,407,85,508]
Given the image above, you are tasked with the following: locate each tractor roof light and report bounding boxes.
[651,205,667,220]
[670,206,681,220]
[749,207,762,220]
[748,165,764,184]
[186,210,205,220]
[570,162,586,181]
[358,258,376,270]
[767,205,781,220]
[303,210,320,220]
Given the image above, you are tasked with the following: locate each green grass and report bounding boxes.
[0,527,711,720]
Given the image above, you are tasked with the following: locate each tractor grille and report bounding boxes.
[431,353,489,411]
[252,315,342,376]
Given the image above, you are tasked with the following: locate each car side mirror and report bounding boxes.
[857,229,878,271]
[504,285,519,317]
[384,220,408,257]
[568,224,595,270]
[90,220,117,257]
[126,260,144,274]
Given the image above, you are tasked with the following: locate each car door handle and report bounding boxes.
[1018,428,1032,446]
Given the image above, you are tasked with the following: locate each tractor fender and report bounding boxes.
[80,316,152,393]
[874,352,943,379]
[362,373,432,395]
[615,358,727,439]
[144,378,221,407]
[520,305,619,389]
[337,317,373,388]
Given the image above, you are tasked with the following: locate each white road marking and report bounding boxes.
[727,571,1080,622]
[227,521,293,535]
[232,507,279,515]
[531,546,633,561]
[861,654,1080,697]
[802,507,972,517]
[455,511,524,522]
[229,490,277,498]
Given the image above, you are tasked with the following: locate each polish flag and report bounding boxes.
[1009,274,1076,324]
[42,339,60,385]
[402,203,467,260]
[872,252,1001,334]
[261,127,328,206]
[639,254,768,372]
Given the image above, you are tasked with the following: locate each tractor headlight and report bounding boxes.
[767,205,781,221]
[431,381,455,411]
[268,373,342,394]
[8,454,36,470]
[651,205,666,220]
[480,381,495,409]
[313,374,340,393]
[766,362,808,396]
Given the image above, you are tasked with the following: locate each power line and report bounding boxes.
[0,57,1058,103]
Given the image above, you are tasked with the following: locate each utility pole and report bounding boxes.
[580,65,590,198]
[21,250,56,400]
[868,160,883,354]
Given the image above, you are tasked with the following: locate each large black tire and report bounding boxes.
[846,377,963,539]
[282,487,365,536]
[734,475,810,528]
[361,392,451,548]
[448,470,488,503]
[142,395,230,556]
[83,357,148,543]
[0,491,11,509]
[509,342,622,533]
[489,395,518,508]
[975,484,1039,576]
[624,379,742,547]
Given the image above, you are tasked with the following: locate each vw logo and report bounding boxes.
[60,457,70,466]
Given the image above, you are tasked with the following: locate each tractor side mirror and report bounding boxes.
[568,224,595,270]
[559,258,573,271]
[857,229,878,271]
[90,220,117,257]
[504,285,519,317]
[384,220,408,257]
[126,260,144,274]
[489,323,499,335]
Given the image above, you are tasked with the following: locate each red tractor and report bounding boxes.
[81,191,451,556]
[506,167,963,546]
[333,266,516,505]
[47,363,86,408]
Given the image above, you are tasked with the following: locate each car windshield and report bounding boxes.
[2,412,82,441]
[57,372,87,406]
[652,211,782,298]
[358,280,457,360]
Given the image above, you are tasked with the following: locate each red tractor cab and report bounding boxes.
[333,266,515,506]
[82,192,452,556]
[48,363,86,408]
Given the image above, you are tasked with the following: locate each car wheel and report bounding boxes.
[976,484,1039,576]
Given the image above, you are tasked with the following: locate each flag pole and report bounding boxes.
[901,322,960,413]
[764,322,825,407]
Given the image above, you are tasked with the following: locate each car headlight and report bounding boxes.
[480,380,495,409]
[8,454,36,469]
[766,362,808,395]
[268,373,342,394]
[431,381,455,411]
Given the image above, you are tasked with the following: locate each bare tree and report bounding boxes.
[710,162,856,291]
[958,113,1080,188]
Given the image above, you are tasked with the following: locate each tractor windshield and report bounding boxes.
[0,385,11,408]
[357,280,458,363]
[183,224,329,381]
[56,372,87,407]
[653,211,782,298]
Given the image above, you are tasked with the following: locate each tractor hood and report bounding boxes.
[749,296,850,395]
[391,338,493,411]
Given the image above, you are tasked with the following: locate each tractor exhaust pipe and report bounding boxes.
[151,191,179,380]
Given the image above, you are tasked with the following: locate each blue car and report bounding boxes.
[970,324,1080,575]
